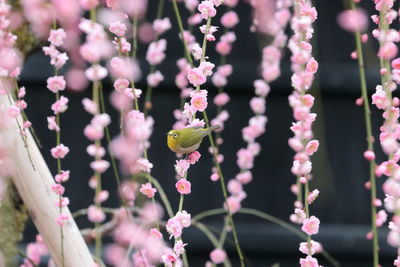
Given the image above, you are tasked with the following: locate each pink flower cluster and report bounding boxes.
[370,1,400,262]
[105,205,173,266]
[0,1,22,78]
[43,24,73,228]
[146,39,167,66]
[111,110,154,175]
[143,16,171,92]
[20,235,48,267]
[6,86,32,137]
[287,0,322,265]
[223,0,290,218]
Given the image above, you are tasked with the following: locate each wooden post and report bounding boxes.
[0,78,95,266]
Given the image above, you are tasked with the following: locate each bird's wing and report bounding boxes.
[179,128,210,148]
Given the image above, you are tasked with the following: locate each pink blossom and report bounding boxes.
[211,0,223,6]
[199,61,215,76]
[106,0,119,10]
[236,171,252,184]
[51,184,65,195]
[395,256,400,267]
[114,78,130,93]
[305,140,319,156]
[210,172,219,181]
[84,125,104,141]
[85,64,108,81]
[55,170,70,183]
[236,148,254,170]
[216,41,232,55]
[80,0,99,10]
[86,145,105,158]
[66,68,89,92]
[392,58,400,69]
[174,240,187,256]
[47,116,59,132]
[306,58,319,74]
[80,43,101,63]
[301,216,320,235]
[210,248,226,264]
[221,11,239,28]
[56,197,70,208]
[187,67,207,86]
[90,160,110,173]
[198,1,217,19]
[136,158,153,173]
[87,205,106,223]
[150,228,163,239]
[191,93,208,112]
[378,42,398,60]
[176,179,191,194]
[212,73,227,87]
[147,70,164,87]
[146,39,167,65]
[109,21,127,37]
[363,150,375,161]
[0,48,22,76]
[291,160,312,176]
[227,179,243,195]
[307,189,319,204]
[7,105,20,118]
[187,151,201,164]
[51,144,69,159]
[214,92,230,106]
[290,208,306,224]
[56,214,69,226]
[166,218,183,238]
[47,76,66,93]
[224,196,241,214]
[337,8,368,32]
[299,240,322,255]
[254,80,270,97]
[95,190,109,203]
[299,256,320,267]
[188,13,202,25]
[48,29,66,47]
[175,159,190,177]
[153,18,171,35]
[250,97,265,114]
[376,210,387,227]
[140,183,157,198]
[162,252,178,267]
[372,85,388,109]
[175,210,191,227]
[82,98,98,115]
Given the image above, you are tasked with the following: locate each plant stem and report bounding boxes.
[98,85,121,186]
[171,0,193,65]
[351,1,379,264]
[170,2,244,265]
[192,207,340,267]
[193,222,232,267]
[203,111,245,266]
[143,0,165,116]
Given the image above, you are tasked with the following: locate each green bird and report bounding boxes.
[167,125,220,154]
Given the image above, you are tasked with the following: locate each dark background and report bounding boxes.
[18,0,398,266]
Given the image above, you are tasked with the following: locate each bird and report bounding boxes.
[167,125,221,154]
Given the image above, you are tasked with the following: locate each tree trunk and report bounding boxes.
[0,78,94,266]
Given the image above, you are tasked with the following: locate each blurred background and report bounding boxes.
[17,0,398,266]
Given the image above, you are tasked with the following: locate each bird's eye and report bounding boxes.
[173,133,178,138]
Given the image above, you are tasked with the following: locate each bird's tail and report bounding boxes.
[208,125,221,131]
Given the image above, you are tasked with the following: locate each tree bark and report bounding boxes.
[0,78,94,266]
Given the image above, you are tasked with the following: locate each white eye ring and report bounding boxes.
[173,133,178,138]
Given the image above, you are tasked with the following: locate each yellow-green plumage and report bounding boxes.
[167,125,220,154]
